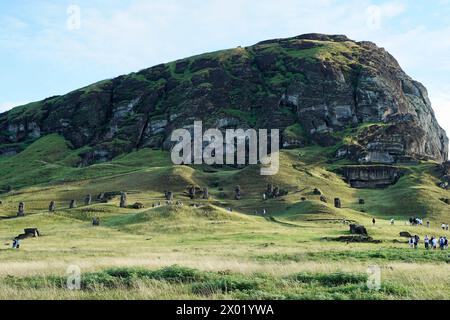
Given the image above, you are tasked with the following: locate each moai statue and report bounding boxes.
[69,200,77,209]
[334,198,342,209]
[17,202,25,217]
[267,184,274,198]
[273,186,280,198]
[188,186,196,199]
[202,188,209,200]
[234,185,241,200]
[49,201,56,212]
[85,194,92,206]
[165,191,174,201]
[120,192,127,208]
[98,193,105,202]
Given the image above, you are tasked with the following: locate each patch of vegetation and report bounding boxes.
[291,271,367,286]
[222,109,257,126]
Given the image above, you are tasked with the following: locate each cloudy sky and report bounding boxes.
[0,0,449,133]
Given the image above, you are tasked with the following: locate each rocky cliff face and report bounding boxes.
[0,33,447,166]
[339,166,406,189]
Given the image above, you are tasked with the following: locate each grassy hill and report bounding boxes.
[0,135,448,299]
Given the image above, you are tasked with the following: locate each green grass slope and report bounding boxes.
[0,134,448,300]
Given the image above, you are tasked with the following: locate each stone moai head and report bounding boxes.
[188,186,196,199]
[273,187,280,198]
[165,191,174,201]
[267,184,274,196]
[334,198,342,208]
[17,202,25,217]
[235,185,241,200]
[85,194,92,206]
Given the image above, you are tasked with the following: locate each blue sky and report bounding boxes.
[1,0,449,133]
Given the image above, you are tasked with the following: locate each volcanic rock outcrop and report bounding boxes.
[0,34,447,169]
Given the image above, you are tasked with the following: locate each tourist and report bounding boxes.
[408,237,415,249]
[390,219,395,225]
[12,239,20,249]
[446,224,449,231]
[442,223,446,230]
[439,237,445,250]
[431,237,438,250]
[444,237,448,249]
[427,221,430,228]
[424,235,430,250]
[414,235,420,249]
[372,218,376,226]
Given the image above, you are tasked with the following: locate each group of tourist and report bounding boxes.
[408,217,449,230]
[409,235,448,250]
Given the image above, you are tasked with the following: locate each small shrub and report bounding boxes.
[191,276,261,295]
[293,272,367,286]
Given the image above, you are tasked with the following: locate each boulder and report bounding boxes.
[324,235,381,243]
[349,224,368,236]
[313,188,322,195]
[131,202,145,209]
[320,195,327,203]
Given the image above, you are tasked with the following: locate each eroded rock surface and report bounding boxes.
[0,34,446,166]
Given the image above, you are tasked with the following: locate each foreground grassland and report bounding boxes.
[0,135,449,300]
